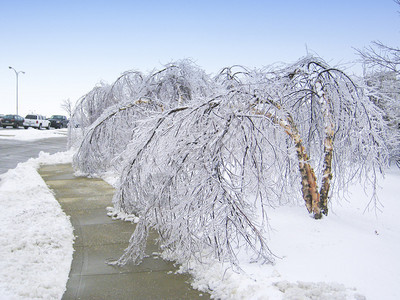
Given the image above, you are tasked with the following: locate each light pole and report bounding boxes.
[8,66,25,116]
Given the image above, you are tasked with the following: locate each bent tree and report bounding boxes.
[216,57,388,219]
[70,56,389,266]
[248,61,350,219]
[70,61,214,174]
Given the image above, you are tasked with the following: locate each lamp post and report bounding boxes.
[8,66,25,116]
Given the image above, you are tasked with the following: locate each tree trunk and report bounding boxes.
[319,143,332,216]
[254,101,323,219]
[279,115,322,219]
[317,82,334,217]
[292,129,322,219]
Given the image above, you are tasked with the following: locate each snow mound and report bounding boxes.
[106,206,139,223]
[0,150,74,299]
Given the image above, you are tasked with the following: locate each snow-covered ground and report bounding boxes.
[0,127,68,141]
[0,129,399,299]
[181,168,400,299]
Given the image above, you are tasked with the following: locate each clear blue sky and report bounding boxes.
[1,0,399,117]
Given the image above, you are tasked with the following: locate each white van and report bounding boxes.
[23,114,51,130]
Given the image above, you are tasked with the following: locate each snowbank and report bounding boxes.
[0,149,74,299]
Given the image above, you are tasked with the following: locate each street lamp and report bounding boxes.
[8,66,25,116]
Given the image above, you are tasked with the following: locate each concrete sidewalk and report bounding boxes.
[39,164,209,300]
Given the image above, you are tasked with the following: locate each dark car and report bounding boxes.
[2,114,24,128]
[48,115,69,129]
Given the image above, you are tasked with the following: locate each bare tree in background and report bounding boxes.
[61,98,73,118]
[356,0,399,75]
[357,42,399,76]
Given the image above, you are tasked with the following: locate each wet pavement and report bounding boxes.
[39,164,209,300]
[0,132,67,174]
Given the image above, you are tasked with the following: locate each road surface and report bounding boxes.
[0,132,67,175]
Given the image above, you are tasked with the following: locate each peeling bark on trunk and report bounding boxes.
[317,82,334,217]
[261,109,322,219]
[319,143,332,216]
[287,118,322,219]
[252,93,332,219]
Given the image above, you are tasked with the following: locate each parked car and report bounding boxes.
[0,114,4,126]
[48,115,69,129]
[23,114,50,130]
[2,114,24,128]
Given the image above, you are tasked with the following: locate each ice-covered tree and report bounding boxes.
[107,57,389,266]
[70,57,389,267]
[358,40,399,77]
[71,60,214,174]
[212,57,389,218]
[362,71,400,164]
[356,0,399,76]
[356,0,400,164]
